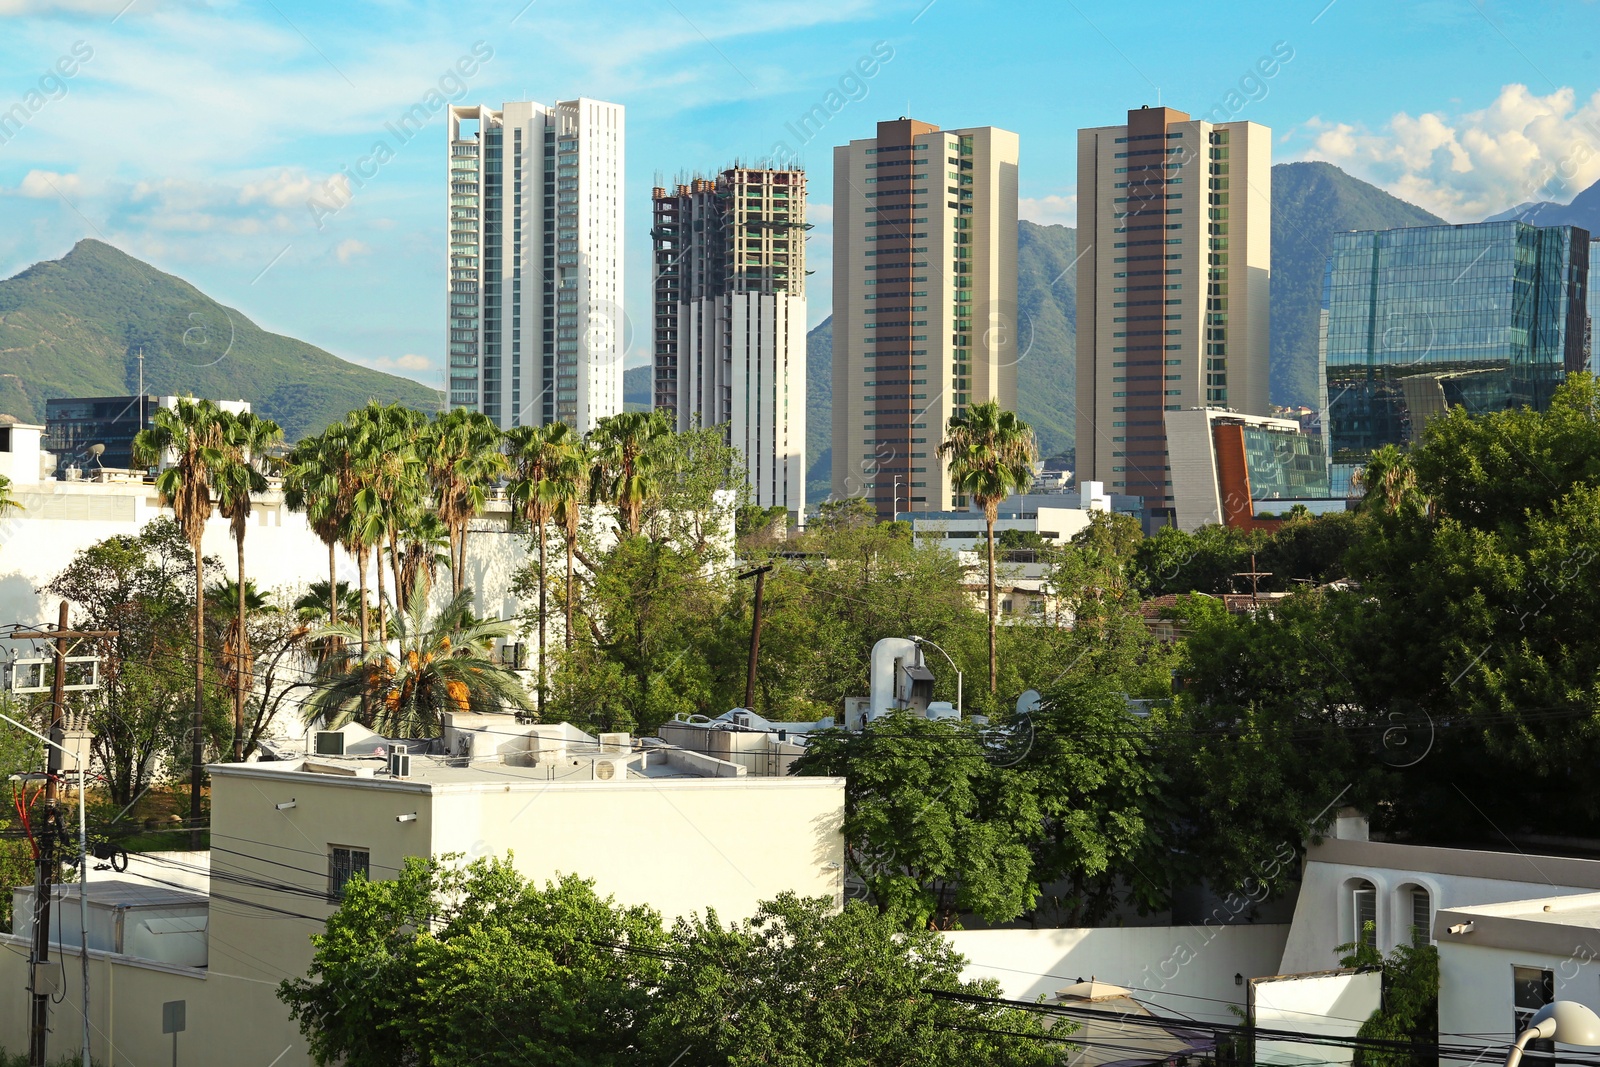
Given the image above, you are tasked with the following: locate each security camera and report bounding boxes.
[1448,921,1475,935]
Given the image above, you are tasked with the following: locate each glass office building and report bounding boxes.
[1322,221,1590,493]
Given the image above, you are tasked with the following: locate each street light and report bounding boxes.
[1505,1002,1600,1067]
[0,709,91,1067]
[909,635,961,717]
[892,475,903,521]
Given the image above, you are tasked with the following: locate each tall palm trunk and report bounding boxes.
[389,534,404,613]
[448,522,464,598]
[564,529,575,652]
[374,543,388,644]
[357,550,370,652]
[191,543,205,839]
[985,507,998,693]
[327,541,339,626]
[233,534,247,762]
[537,518,547,712]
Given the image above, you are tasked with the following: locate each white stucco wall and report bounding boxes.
[946,923,1291,1026]
[1278,836,1600,975]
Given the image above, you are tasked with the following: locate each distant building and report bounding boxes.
[43,395,249,475]
[1076,105,1272,521]
[652,167,808,513]
[447,99,624,432]
[831,117,1020,517]
[1322,220,1592,494]
[1165,408,1342,532]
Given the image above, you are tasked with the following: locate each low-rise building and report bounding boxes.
[1165,407,1347,532]
[0,726,845,1065]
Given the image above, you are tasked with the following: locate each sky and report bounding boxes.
[1,0,1598,390]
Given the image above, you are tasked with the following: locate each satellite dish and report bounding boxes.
[1016,689,1042,716]
[87,443,106,456]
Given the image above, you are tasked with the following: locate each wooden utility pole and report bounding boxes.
[737,565,774,711]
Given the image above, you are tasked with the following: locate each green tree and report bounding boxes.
[587,410,671,537]
[420,407,507,597]
[133,397,226,828]
[44,518,222,805]
[938,401,1038,692]
[506,421,580,707]
[283,430,353,629]
[1339,931,1439,1067]
[279,856,670,1067]
[306,575,535,737]
[794,715,1039,929]
[212,410,283,761]
[647,894,1059,1066]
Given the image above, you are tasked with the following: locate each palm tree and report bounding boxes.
[293,581,362,668]
[0,474,23,522]
[937,400,1037,693]
[588,410,671,537]
[420,408,507,597]
[398,511,451,609]
[1353,444,1422,517]
[552,438,591,652]
[213,411,283,761]
[284,432,349,628]
[506,421,577,708]
[304,574,536,738]
[133,397,226,831]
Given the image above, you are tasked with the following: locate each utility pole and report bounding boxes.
[737,565,774,711]
[12,603,116,1067]
[1231,552,1272,606]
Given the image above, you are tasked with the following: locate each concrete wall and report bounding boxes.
[946,923,1290,1026]
[1436,939,1600,1066]
[1278,836,1600,974]
[1251,970,1381,1067]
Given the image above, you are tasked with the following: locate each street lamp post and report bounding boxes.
[0,709,91,1067]
[909,635,962,717]
[892,475,902,521]
[1505,1002,1600,1067]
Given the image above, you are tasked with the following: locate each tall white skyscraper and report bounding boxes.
[651,167,807,514]
[1076,105,1270,519]
[448,98,624,432]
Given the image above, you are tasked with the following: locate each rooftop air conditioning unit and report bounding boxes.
[314,731,346,757]
[594,759,617,782]
[388,744,411,779]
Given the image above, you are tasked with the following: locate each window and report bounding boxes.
[1352,880,1377,948]
[1513,967,1555,1062]
[1411,887,1431,944]
[329,846,370,898]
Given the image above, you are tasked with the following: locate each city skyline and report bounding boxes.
[1,1,1599,390]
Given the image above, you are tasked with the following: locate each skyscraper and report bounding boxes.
[1076,106,1270,520]
[831,118,1019,518]
[1322,220,1591,493]
[652,167,807,513]
[447,98,624,432]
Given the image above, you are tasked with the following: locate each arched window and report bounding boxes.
[1351,879,1377,948]
[1409,886,1431,944]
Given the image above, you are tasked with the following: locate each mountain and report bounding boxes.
[1482,175,1600,231]
[623,363,650,410]
[801,222,1079,503]
[1271,162,1445,407]
[0,239,439,440]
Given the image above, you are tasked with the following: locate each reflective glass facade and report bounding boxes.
[1241,424,1330,501]
[1322,221,1590,493]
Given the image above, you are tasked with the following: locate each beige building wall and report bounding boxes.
[831,119,1019,517]
[0,766,844,1065]
[1076,108,1269,516]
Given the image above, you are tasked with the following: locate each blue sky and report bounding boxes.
[2,0,1597,390]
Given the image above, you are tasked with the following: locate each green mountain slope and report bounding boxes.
[0,239,440,440]
[1271,162,1445,407]
[623,363,651,410]
[804,315,833,503]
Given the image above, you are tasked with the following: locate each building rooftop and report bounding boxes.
[47,879,206,909]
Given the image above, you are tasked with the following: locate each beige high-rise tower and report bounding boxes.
[831,118,1019,518]
[1075,106,1270,520]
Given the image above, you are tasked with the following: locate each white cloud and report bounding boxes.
[366,353,432,373]
[1019,194,1077,228]
[334,238,369,264]
[14,169,81,199]
[1293,84,1600,221]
